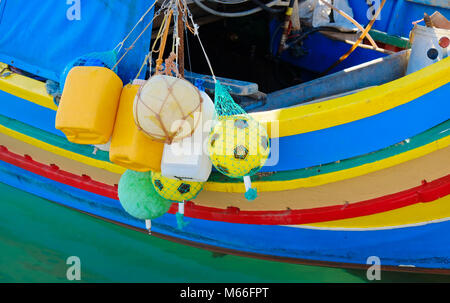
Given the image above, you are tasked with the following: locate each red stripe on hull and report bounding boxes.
[1,144,449,225]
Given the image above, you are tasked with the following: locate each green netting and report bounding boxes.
[214,80,248,118]
[59,50,118,93]
[209,81,270,201]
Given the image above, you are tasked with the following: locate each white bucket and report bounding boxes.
[161,90,216,182]
[406,24,450,74]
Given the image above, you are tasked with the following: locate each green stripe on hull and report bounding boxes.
[0,113,448,184]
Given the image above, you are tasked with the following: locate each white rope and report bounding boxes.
[173,0,179,67]
[187,14,217,83]
[112,2,170,71]
[114,1,157,53]
[134,52,151,81]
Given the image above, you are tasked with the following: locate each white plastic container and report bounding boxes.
[161,90,216,182]
[406,24,450,74]
[92,139,111,155]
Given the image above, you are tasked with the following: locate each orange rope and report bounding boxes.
[317,0,378,48]
[322,0,386,75]
[156,10,174,73]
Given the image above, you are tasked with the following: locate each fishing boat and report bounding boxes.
[0,0,449,275]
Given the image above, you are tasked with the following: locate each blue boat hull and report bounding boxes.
[1,159,449,272]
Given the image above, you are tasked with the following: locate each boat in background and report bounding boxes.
[0,0,449,274]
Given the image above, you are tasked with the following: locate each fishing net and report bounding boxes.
[213,80,247,118]
[59,50,118,93]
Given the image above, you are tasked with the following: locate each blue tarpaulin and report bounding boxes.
[0,0,155,83]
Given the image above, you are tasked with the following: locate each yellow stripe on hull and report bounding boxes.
[0,120,449,193]
[251,56,449,137]
[292,194,450,230]
[1,124,449,213]
[1,57,449,138]
[0,63,57,111]
[0,132,120,186]
[204,136,450,192]
[0,124,125,174]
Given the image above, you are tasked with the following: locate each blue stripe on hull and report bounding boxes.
[1,83,449,172]
[270,82,450,171]
[0,92,64,137]
[1,159,449,270]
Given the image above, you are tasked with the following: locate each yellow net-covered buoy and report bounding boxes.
[208,115,270,178]
[151,171,204,202]
[133,74,203,144]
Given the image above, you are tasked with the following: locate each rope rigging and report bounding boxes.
[117,0,218,84]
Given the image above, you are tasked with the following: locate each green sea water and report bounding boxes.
[0,182,448,283]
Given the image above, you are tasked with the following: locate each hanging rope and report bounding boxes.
[113,1,157,53]
[117,0,182,84]
[112,0,173,71]
[152,11,169,55]
[138,0,216,82]
[176,0,185,78]
[155,9,174,73]
[112,13,160,71]
[134,52,151,81]
[186,10,217,82]
[185,23,192,73]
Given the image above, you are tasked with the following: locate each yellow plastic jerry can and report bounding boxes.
[55,66,123,144]
[109,82,164,172]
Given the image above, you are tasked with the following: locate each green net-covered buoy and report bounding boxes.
[118,170,172,220]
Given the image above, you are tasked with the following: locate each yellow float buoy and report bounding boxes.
[151,171,204,202]
[109,81,164,172]
[55,66,123,144]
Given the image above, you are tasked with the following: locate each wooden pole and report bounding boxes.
[177,2,185,78]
